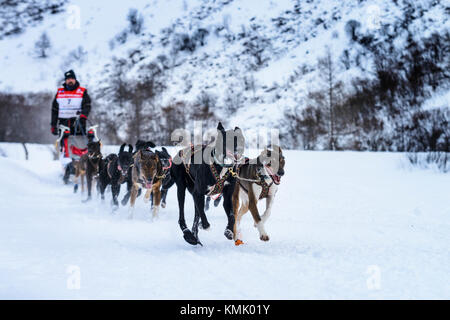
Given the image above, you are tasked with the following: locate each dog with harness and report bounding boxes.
[232,145,285,245]
[121,140,156,206]
[150,147,173,210]
[73,140,102,202]
[128,148,164,220]
[98,143,134,209]
[55,122,98,185]
[170,122,245,246]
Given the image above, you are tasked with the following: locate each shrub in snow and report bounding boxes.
[407,152,449,173]
[127,8,144,35]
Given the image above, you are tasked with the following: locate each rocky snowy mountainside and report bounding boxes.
[0,0,448,150]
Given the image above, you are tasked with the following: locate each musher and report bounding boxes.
[50,70,92,183]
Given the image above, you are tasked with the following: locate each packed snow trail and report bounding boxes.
[0,147,449,299]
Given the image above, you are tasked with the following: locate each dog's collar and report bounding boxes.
[263,165,281,185]
[88,153,101,160]
[118,162,133,176]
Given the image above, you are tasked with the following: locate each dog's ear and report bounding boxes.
[234,127,242,133]
[256,155,263,166]
[263,146,272,157]
[161,147,170,158]
[259,147,271,164]
[217,122,225,133]
[206,135,216,146]
[99,140,103,149]
[119,143,126,154]
[273,144,282,155]
[135,150,142,161]
[156,155,162,172]
[128,144,133,153]
[147,141,156,148]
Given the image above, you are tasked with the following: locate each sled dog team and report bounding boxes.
[70,122,285,246]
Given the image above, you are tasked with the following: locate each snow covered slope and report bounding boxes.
[0,145,448,299]
[1,0,448,131]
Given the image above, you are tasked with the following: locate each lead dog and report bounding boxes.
[121,140,156,206]
[170,122,245,246]
[128,149,163,220]
[233,146,285,245]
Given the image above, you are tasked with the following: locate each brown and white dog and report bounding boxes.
[232,145,285,245]
[128,149,163,220]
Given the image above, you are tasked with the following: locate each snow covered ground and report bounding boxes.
[0,143,448,299]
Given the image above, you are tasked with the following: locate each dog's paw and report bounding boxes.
[260,234,270,242]
[200,221,211,231]
[224,228,234,240]
[82,196,91,203]
[183,230,202,246]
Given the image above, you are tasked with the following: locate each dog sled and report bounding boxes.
[54,117,100,184]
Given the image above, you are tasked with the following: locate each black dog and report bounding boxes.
[171,122,245,246]
[205,195,222,211]
[135,140,156,152]
[98,143,134,209]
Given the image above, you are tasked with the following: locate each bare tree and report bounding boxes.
[160,101,189,145]
[35,32,51,58]
[126,62,166,142]
[242,25,272,71]
[0,92,53,143]
[191,91,217,129]
[318,48,339,150]
[283,105,326,150]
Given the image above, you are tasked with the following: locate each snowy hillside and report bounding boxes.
[1,0,448,132]
[0,143,449,299]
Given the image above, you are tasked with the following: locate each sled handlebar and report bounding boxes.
[55,122,100,146]
[56,124,71,143]
[87,125,99,142]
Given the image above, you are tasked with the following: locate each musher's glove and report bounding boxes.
[51,126,58,136]
[80,114,87,124]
